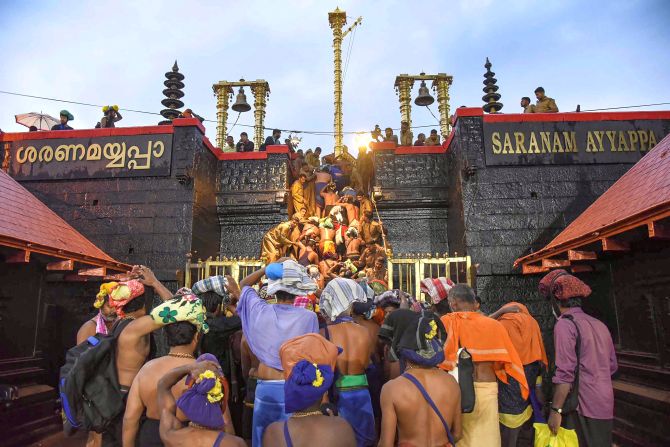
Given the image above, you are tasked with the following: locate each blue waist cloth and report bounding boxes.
[252,380,289,447]
[337,387,376,447]
[315,182,327,207]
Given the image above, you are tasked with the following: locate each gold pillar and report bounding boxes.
[251,81,269,150]
[214,85,230,149]
[434,75,453,139]
[395,75,413,128]
[329,8,346,157]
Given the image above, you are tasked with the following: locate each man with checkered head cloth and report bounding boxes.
[319,278,375,447]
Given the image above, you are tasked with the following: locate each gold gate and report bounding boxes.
[184,254,474,297]
[387,254,473,300]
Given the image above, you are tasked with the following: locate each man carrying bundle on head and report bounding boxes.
[420,277,455,318]
[232,259,319,446]
[95,266,177,446]
[122,293,219,447]
[488,301,548,447]
[157,357,245,446]
[378,309,461,447]
[319,278,375,447]
[438,284,528,447]
[263,333,356,447]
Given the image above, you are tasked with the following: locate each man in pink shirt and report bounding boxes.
[539,270,617,447]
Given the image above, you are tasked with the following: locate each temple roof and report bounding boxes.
[515,133,670,272]
[0,169,130,271]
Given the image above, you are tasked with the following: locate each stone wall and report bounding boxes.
[10,123,219,286]
[446,109,668,336]
[216,151,291,258]
[373,146,449,256]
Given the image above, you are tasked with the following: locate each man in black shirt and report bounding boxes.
[236,132,255,152]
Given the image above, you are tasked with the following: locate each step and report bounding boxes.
[0,366,47,385]
[0,356,45,373]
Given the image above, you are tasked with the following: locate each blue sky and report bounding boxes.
[1,0,669,151]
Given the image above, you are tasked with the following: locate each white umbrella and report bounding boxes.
[15,112,60,131]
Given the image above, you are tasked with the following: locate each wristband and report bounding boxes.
[550,406,563,414]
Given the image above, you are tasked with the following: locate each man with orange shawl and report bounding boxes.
[439,284,528,447]
[490,302,548,447]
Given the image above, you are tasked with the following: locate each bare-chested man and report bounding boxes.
[77,293,117,343]
[365,256,388,283]
[344,227,365,262]
[314,168,332,217]
[338,195,358,225]
[319,278,375,446]
[319,217,336,255]
[360,212,383,246]
[263,334,355,447]
[157,361,245,447]
[298,216,320,241]
[378,309,461,447]
[320,182,339,217]
[97,268,174,446]
[234,259,319,446]
[76,289,118,447]
[439,284,528,447]
[296,238,320,267]
[240,334,260,445]
[123,322,234,446]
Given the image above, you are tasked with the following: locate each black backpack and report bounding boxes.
[59,318,132,434]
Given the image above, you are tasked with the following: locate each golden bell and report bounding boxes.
[415,80,435,106]
[232,86,251,112]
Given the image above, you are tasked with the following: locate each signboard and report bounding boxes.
[7,133,173,180]
[483,120,670,165]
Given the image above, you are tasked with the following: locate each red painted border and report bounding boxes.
[0,125,174,142]
[266,145,289,154]
[484,110,670,123]
[395,145,446,155]
[217,152,269,160]
[454,107,484,118]
[370,141,447,155]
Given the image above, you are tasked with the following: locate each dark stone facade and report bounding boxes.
[373,149,449,256]
[12,124,219,287]
[447,114,636,327]
[216,153,290,257]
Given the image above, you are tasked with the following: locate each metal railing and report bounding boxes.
[184,254,474,298]
[388,254,473,299]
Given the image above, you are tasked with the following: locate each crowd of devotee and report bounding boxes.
[57,134,617,447]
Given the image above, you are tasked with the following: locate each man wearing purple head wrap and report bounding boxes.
[123,323,226,447]
[157,361,245,447]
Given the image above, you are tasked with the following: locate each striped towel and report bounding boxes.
[267,260,318,296]
[320,278,367,321]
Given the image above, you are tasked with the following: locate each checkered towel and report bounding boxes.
[419,277,455,304]
[192,276,228,297]
[267,260,318,296]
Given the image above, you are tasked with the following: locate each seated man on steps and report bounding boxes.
[262,333,356,447]
[378,309,461,447]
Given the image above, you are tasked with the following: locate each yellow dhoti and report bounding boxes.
[459,382,500,447]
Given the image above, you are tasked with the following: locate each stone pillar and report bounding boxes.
[215,86,230,149]
[434,76,452,139]
[252,82,269,150]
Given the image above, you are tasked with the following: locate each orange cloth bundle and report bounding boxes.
[497,302,548,367]
[440,311,529,399]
